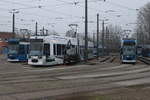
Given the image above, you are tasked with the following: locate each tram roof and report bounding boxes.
[30,35,94,47]
[30,35,77,45]
[122,38,137,43]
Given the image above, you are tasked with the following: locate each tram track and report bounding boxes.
[1,55,150,99]
[31,75,150,100]
[0,63,145,83]
[138,57,150,65]
[0,76,145,97]
[0,79,120,97]
[110,56,117,63]
[0,60,148,84]
[99,56,111,62]
[0,64,148,85]
[0,63,119,78]
[1,64,150,99]
[0,58,148,88]
[0,65,149,85]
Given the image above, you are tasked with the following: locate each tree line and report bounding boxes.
[136,2,150,45]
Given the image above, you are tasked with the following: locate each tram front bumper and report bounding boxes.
[122,60,136,63]
[28,59,44,65]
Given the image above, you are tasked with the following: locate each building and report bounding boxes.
[0,32,13,55]
[0,32,13,41]
[0,41,8,55]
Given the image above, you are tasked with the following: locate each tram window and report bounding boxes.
[27,45,29,54]
[57,44,61,55]
[124,42,135,45]
[54,44,66,56]
[43,44,50,56]
[62,45,66,55]
[54,44,56,55]
[19,45,25,54]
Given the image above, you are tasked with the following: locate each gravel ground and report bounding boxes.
[56,85,150,100]
[0,55,150,100]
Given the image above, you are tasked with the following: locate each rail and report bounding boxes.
[138,57,150,65]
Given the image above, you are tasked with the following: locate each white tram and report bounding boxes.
[28,35,95,66]
[28,35,78,66]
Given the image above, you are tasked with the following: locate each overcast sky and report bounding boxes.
[0,0,149,35]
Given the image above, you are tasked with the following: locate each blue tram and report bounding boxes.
[142,45,150,57]
[7,39,29,62]
[137,45,143,56]
[120,39,137,63]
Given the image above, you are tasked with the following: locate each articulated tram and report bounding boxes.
[7,39,29,62]
[28,35,95,66]
[120,38,137,63]
[28,36,77,66]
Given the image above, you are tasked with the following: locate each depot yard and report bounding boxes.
[0,55,150,100]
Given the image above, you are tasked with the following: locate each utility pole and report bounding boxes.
[102,20,105,57]
[84,0,88,62]
[12,13,15,38]
[35,22,38,37]
[105,26,109,54]
[10,9,19,38]
[46,30,48,36]
[43,27,45,36]
[97,14,99,59]
[93,33,95,47]
[100,0,106,57]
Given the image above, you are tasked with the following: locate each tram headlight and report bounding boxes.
[8,54,13,57]
[38,55,42,59]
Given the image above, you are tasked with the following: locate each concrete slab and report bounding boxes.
[58,65,149,80]
[0,96,16,100]
[115,77,150,86]
[10,83,118,100]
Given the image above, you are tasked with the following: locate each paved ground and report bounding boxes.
[0,55,150,100]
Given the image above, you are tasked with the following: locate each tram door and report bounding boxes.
[43,43,51,62]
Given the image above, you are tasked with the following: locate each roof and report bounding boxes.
[0,32,13,40]
[30,35,77,45]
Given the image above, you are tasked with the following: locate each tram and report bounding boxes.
[120,38,137,63]
[7,39,29,62]
[28,35,95,66]
[142,45,150,57]
[137,45,143,56]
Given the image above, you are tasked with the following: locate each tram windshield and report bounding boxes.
[8,44,19,54]
[123,46,136,55]
[30,42,43,56]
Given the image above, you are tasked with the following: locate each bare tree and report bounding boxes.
[106,24,122,52]
[136,2,150,45]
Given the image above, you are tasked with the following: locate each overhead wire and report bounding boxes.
[54,0,123,20]
[0,0,32,7]
[0,0,86,31]
[0,0,140,30]
[106,1,137,11]
[0,0,139,19]
[0,0,71,11]
[0,0,84,20]
[55,0,104,12]
[0,0,108,21]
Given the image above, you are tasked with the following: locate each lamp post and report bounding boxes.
[97,14,99,59]
[100,19,109,57]
[84,0,88,62]
[35,22,38,37]
[9,9,19,38]
[84,0,106,61]
[102,20,105,57]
